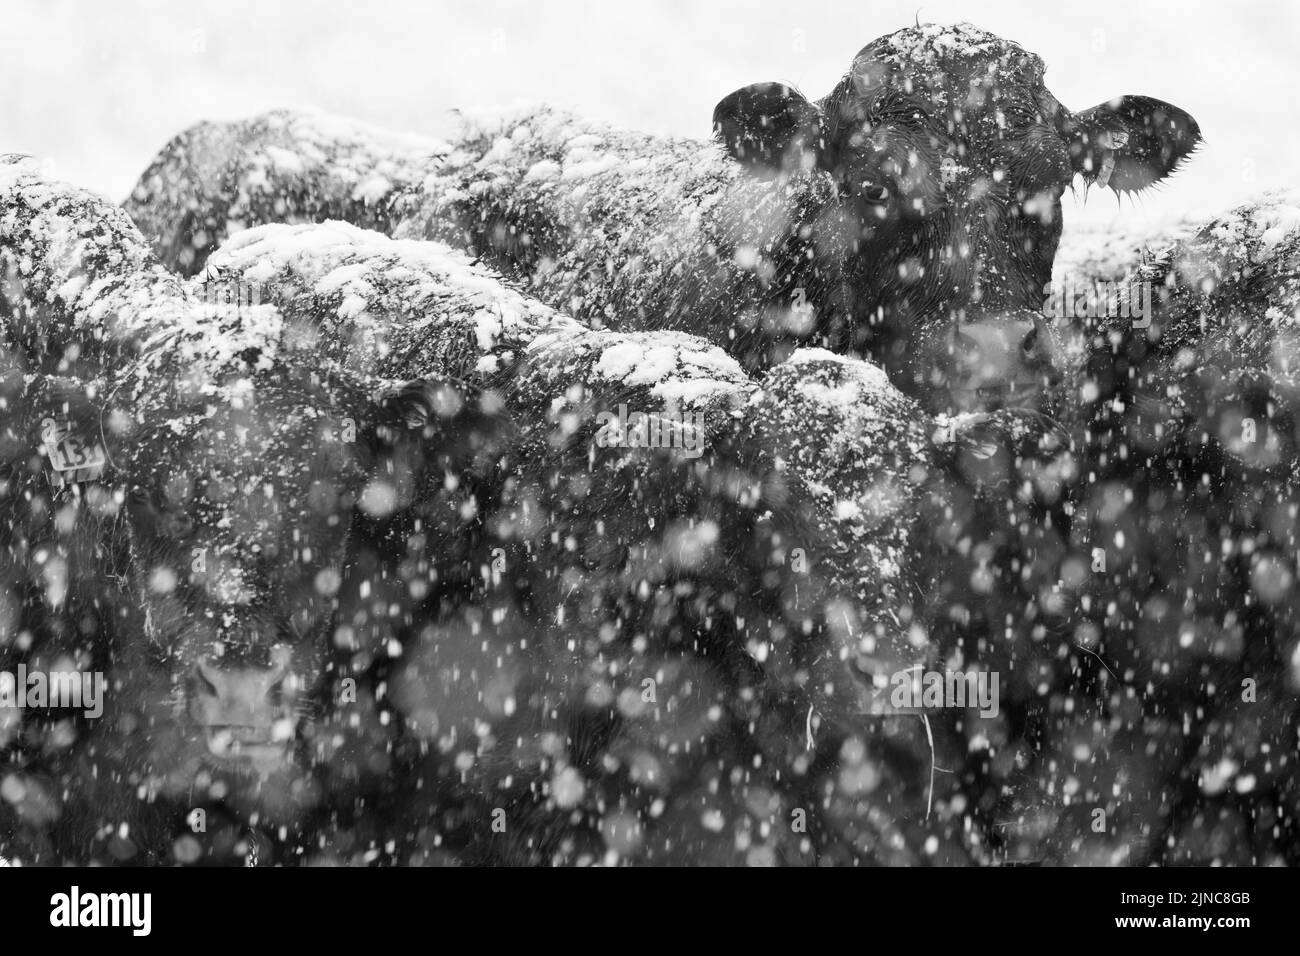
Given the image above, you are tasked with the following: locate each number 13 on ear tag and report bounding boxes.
[41,417,108,488]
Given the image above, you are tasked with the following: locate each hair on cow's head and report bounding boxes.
[713,23,1200,197]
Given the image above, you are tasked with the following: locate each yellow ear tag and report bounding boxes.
[41,416,108,487]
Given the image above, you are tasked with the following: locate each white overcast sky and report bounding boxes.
[2,0,1293,231]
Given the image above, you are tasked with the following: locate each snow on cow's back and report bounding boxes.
[518,326,753,416]
[394,104,838,347]
[1,154,189,371]
[201,219,586,385]
[200,220,761,418]
[0,153,314,406]
[434,103,734,206]
[126,109,449,275]
[737,348,936,677]
[415,102,825,244]
[1125,189,1300,471]
[1126,187,1300,354]
[1183,187,1300,284]
[1205,188,1300,251]
[0,154,300,404]
[753,348,931,548]
[0,152,47,183]
[1053,214,1208,286]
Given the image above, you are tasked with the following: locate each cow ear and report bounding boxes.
[10,375,120,488]
[1065,95,1201,192]
[713,82,828,175]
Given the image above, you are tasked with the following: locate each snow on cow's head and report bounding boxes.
[713,22,1201,416]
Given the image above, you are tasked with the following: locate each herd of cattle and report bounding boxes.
[1,22,1298,865]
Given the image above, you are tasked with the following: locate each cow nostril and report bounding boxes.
[1021,327,1038,357]
[195,661,221,698]
[861,183,890,204]
[953,329,979,353]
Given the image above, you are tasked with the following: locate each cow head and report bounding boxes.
[117,365,367,781]
[27,357,505,797]
[713,22,1200,415]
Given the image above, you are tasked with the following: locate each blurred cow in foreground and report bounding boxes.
[3,158,946,863]
[0,157,510,859]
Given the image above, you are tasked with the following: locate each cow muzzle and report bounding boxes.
[189,649,298,776]
[941,311,1061,414]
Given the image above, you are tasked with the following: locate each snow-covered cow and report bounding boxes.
[979,190,1300,865]
[126,110,444,276]
[4,157,947,863]
[193,222,944,864]
[126,22,1199,418]
[0,156,511,858]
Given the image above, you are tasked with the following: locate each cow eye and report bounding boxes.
[861,184,890,204]
[165,511,194,537]
[194,664,219,697]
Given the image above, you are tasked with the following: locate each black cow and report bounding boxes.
[711,23,1199,408]
[1,162,513,860]
[123,23,1199,417]
[398,22,1199,416]
[5,161,943,863]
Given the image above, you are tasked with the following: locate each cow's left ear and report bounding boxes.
[713,82,828,175]
[1064,95,1201,192]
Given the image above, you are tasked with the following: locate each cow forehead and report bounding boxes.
[858,23,1041,79]
[849,23,1046,114]
[138,394,365,502]
[171,629,325,674]
[132,452,357,584]
[132,362,367,473]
